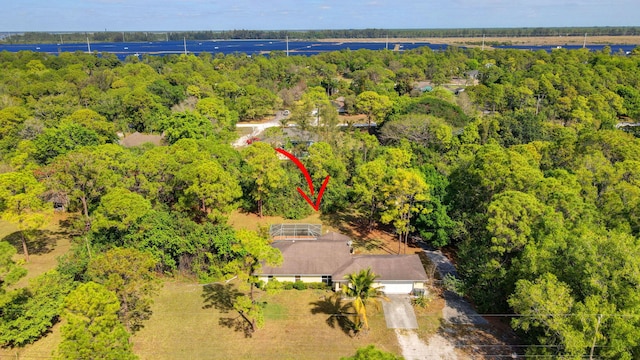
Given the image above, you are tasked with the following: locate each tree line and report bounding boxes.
[3,26,640,44]
[1,42,640,357]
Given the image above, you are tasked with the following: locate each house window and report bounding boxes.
[322,275,332,286]
[295,275,301,282]
[268,275,273,281]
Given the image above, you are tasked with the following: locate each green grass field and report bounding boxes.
[132,281,402,359]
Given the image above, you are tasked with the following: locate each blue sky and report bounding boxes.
[2,0,638,32]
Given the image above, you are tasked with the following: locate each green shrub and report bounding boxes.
[268,280,328,291]
[443,273,465,296]
[292,280,307,290]
[254,279,265,290]
[412,293,432,308]
[306,282,329,290]
[264,279,284,294]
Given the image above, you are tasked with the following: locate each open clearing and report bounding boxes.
[1,213,72,289]
[132,281,402,359]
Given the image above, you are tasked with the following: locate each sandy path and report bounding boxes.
[232,111,285,148]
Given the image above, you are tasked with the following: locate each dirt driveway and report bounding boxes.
[382,295,418,329]
[383,295,459,359]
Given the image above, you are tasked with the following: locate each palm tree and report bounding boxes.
[342,268,386,332]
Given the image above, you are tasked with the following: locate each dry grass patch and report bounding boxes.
[321,210,424,256]
[413,294,445,342]
[0,219,18,240]
[0,322,63,359]
[2,213,73,288]
[133,281,401,359]
[228,210,331,233]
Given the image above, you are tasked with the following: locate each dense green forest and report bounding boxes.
[2,43,640,358]
[3,26,640,43]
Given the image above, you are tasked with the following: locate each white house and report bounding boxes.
[259,227,427,295]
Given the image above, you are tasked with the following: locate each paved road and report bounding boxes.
[232,111,287,148]
[422,245,488,326]
[382,295,418,329]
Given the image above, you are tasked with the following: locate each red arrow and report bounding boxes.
[275,148,330,211]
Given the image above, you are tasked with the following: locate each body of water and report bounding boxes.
[0,39,447,60]
[0,40,636,60]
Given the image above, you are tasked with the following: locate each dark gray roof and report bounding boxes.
[332,255,428,282]
[261,230,428,282]
[120,132,164,147]
[261,239,353,275]
[316,232,352,242]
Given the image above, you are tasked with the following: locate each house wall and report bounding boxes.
[259,275,324,283]
[334,281,426,293]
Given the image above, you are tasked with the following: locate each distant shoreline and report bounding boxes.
[319,35,640,48]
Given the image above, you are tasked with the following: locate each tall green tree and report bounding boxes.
[0,271,74,347]
[355,91,392,128]
[87,247,159,332]
[92,187,152,233]
[352,158,388,230]
[176,159,242,222]
[195,96,238,140]
[380,169,429,254]
[0,171,52,262]
[57,282,136,360]
[63,109,117,144]
[33,121,101,164]
[221,229,282,333]
[44,145,130,256]
[414,164,458,247]
[508,273,588,358]
[242,142,285,217]
[305,142,349,211]
[159,111,215,145]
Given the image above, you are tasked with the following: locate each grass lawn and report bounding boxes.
[0,323,63,359]
[1,213,72,289]
[228,210,333,233]
[413,293,445,342]
[133,281,402,359]
[0,219,18,240]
